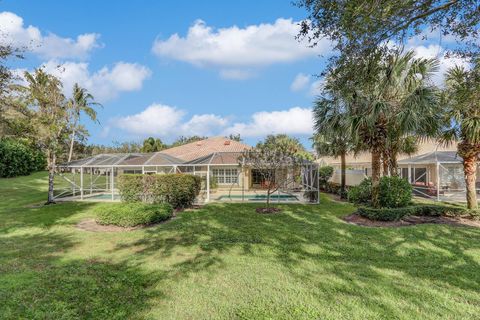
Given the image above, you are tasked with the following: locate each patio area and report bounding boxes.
[398,151,480,203]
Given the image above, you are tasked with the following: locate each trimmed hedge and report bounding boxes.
[118,174,202,209]
[95,202,173,227]
[358,203,479,221]
[0,138,45,178]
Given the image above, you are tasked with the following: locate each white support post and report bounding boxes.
[111,167,114,201]
[80,167,84,200]
[142,166,145,174]
[173,165,178,173]
[206,165,210,202]
[408,164,412,183]
[436,162,440,202]
[90,168,93,194]
[72,169,76,196]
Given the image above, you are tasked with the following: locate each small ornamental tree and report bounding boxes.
[241,135,302,210]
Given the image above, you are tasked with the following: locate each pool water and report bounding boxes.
[217,194,299,202]
[86,193,120,200]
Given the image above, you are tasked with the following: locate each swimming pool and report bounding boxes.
[86,193,120,200]
[216,194,299,202]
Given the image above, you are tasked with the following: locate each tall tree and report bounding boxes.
[66,84,100,162]
[342,51,440,206]
[313,81,355,197]
[296,0,480,62]
[442,61,480,209]
[24,69,68,204]
[141,137,166,152]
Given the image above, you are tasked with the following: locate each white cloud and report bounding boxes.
[108,104,313,140]
[290,73,310,91]
[409,44,470,86]
[0,11,101,59]
[40,60,151,101]
[181,114,228,136]
[309,79,324,96]
[152,18,332,78]
[223,107,313,137]
[114,104,187,136]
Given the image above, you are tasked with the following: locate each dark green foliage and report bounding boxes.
[359,203,479,221]
[379,176,412,208]
[303,190,318,202]
[318,166,334,189]
[347,178,372,205]
[0,138,45,177]
[358,206,417,221]
[118,174,202,209]
[95,202,173,227]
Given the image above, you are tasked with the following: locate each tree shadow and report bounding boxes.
[112,199,480,317]
[0,231,163,319]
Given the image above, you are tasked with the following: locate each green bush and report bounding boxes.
[358,203,479,221]
[318,166,334,190]
[358,206,417,221]
[95,202,173,227]
[118,174,202,209]
[379,176,412,208]
[347,178,372,205]
[0,138,46,178]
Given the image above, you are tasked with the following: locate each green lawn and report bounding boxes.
[1,172,480,319]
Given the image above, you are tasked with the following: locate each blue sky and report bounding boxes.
[0,1,467,148]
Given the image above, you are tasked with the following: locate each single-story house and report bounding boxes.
[55,137,319,203]
[317,140,480,202]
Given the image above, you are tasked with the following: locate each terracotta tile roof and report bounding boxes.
[161,137,251,162]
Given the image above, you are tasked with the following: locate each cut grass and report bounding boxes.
[1,172,480,319]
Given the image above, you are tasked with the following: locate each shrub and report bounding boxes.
[117,174,143,202]
[318,166,334,190]
[358,206,417,221]
[303,190,318,202]
[359,203,479,221]
[95,202,173,227]
[347,178,372,205]
[118,174,202,209]
[0,138,46,178]
[379,176,412,208]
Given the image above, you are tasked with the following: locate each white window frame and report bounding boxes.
[212,167,238,185]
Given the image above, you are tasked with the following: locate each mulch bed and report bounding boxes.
[76,218,174,232]
[256,207,282,214]
[343,213,480,228]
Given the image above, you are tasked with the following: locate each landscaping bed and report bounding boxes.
[344,213,480,228]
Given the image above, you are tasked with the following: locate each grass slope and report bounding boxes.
[1,172,480,319]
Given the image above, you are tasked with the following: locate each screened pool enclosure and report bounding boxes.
[54,152,320,204]
[398,151,480,203]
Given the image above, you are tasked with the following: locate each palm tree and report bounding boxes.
[313,93,355,197]
[442,61,480,209]
[67,84,100,162]
[346,50,440,206]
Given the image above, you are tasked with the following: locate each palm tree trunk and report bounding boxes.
[463,154,478,210]
[68,129,75,163]
[340,152,346,198]
[382,151,389,176]
[389,153,399,177]
[371,150,381,208]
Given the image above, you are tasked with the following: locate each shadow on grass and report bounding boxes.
[0,231,162,319]
[114,199,480,316]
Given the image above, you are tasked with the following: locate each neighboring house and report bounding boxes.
[317,140,480,202]
[58,137,319,202]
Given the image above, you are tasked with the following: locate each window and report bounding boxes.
[212,168,238,184]
[123,169,142,174]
